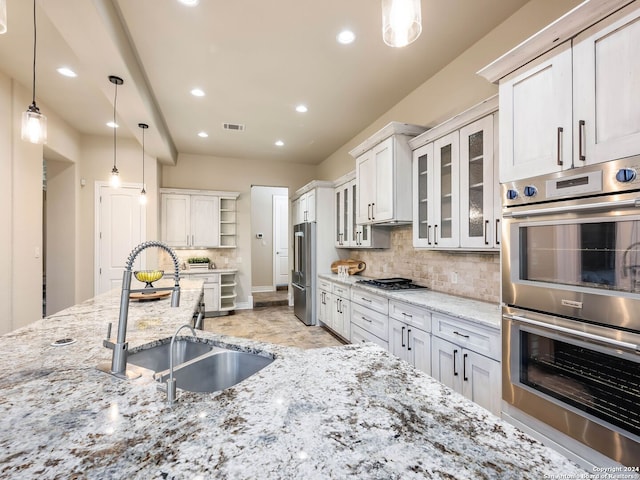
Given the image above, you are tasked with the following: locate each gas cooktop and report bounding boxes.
[355,277,428,291]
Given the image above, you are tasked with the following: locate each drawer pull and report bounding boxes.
[402,312,413,319]
[453,331,470,339]
[361,316,372,323]
[361,297,372,303]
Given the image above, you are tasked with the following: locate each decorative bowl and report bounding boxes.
[134,270,164,288]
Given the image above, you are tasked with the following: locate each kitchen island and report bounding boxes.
[0,280,586,479]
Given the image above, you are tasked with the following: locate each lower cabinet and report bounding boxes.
[388,300,432,375]
[351,323,388,349]
[431,314,501,415]
[182,270,237,315]
[317,279,350,341]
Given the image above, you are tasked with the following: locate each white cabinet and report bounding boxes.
[388,300,431,375]
[350,122,426,226]
[219,272,237,311]
[459,114,500,248]
[431,313,501,415]
[487,2,640,182]
[411,97,499,250]
[573,5,640,165]
[350,287,389,347]
[334,174,390,248]
[293,190,316,224]
[180,270,237,315]
[160,189,239,248]
[498,45,572,182]
[317,279,349,340]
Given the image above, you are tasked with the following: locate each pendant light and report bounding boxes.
[138,123,148,205]
[21,0,47,144]
[109,75,124,188]
[0,0,7,34]
[381,0,422,48]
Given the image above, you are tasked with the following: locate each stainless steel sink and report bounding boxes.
[128,339,217,372]
[160,351,274,393]
[128,338,274,394]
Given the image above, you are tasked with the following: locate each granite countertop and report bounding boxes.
[319,273,501,329]
[180,268,238,275]
[0,278,586,479]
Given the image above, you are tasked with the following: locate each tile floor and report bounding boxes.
[202,305,345,349]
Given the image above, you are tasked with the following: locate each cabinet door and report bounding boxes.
[161,194,190,247]
[573,6,640,165]
[389,318,410,362]
[460,115,495,248]
[191,195,220,247]
[333,297,344,334]
[305,190,316,222]
[461,349,501,415]
[334,186,346,246]
[318,290,332,327]
[372,137,394,222]
[356,150,375,224]
[412,143,434,247]
[338,298,351,340]
[408,327,431,375]
[203,283,220,313]
[431,336,462,393]
[499,43,572,182]
[433,131,460,248]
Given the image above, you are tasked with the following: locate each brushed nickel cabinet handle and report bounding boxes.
[578,120,586,162]
[434,225,438,245]
[557,127,563,166]
[484,220,489,245]
[427,225,432,245]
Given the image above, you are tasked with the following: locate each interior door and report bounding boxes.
[273,194,289,286]
[95,183,146,295]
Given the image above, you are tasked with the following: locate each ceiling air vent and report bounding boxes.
[223,123,245,132]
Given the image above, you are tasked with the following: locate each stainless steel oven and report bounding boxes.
[502,157,640,466]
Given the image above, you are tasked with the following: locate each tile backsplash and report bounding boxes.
[340,226,500,304]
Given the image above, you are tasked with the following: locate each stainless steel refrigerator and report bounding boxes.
[292,222,316,325]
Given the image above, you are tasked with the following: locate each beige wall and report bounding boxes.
[162,154,316,305]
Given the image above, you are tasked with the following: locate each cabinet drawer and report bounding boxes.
[318,278,332,292]
[350,287,388,315]
[432,314,500,361]
[332,283,350,298]
[201,274,219,284]
[351,303,388,341]
[351,323,388,350]
[389,300,431,332]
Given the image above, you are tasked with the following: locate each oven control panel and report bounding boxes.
[503,156,640,207]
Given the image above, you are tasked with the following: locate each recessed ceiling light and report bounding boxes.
[337,30,356,45]
[191,88,205,97]
[107,121,118,128]
[178,0,199,6]
[275,140,284,147]
[57,67,77,78]
[295,104,308,113]
[198,131,209,138]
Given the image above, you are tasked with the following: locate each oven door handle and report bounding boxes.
[504,197,640,218]
[505,314,640,353]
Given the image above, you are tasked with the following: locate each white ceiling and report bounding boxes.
[0,0,530,165]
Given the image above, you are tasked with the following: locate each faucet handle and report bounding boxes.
[103,322,115,350]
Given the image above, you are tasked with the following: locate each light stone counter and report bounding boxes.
[0,278,586,479]
[319,273,501,329]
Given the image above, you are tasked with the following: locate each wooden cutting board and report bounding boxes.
[129,291,171,301]
[331,259,366,275]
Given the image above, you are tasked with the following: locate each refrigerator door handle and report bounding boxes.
[292,283,304,291]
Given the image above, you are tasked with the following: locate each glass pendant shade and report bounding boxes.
[21,105,47,144]
[110,166,120,188]
[382,0,422,48]
[138,122,148,205]
[0,0,7,34]
[139,188,147,205]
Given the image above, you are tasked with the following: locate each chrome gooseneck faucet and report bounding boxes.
[166,324,196,405]
[101,241,181,379]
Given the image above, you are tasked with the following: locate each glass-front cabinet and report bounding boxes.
[410,96,499,250]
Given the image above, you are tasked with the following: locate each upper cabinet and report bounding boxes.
[292,189,316,224]
[410,96,500,250]
[333,171,390,249]
[160,188,239,248]
[349,122,427,226]
[478,0,640,183]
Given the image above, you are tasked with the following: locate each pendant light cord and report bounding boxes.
[113,82,118,170]
[31,0,37,106]
[141,127,145,185]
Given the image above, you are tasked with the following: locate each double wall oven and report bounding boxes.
[502,157,640,466]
